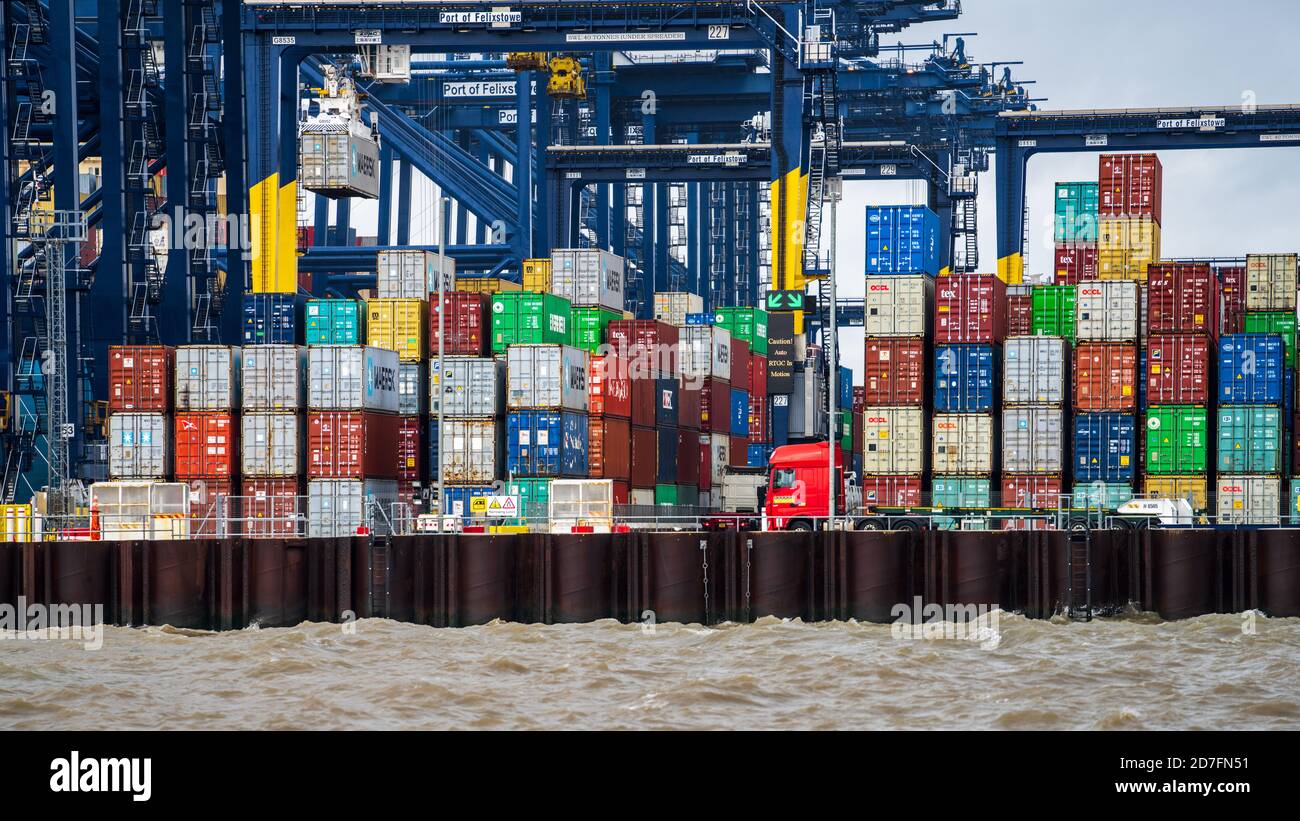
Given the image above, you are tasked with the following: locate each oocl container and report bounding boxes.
[108,345,174,412]
[551,249,625,311]
[1145,406,1209,475]
[934,344,997,413]
[1002,475,1064,510]
[242,293,302,345]
[1243,312,1297,367]
[377,249,455,299]
[1003,337,1068,405]
[1217,476,1281,525]
[429,357,504,418]
[1031,285,1076,342]
[175,345,240,411]
[307,346,400,413]
[428,292,488,357]
[1075,342,1138,412]
[589,354,632,418]
[1216,406,1283,474]
[506,410,589,477]
[307,478,399,538]
[432,418,500,484]
[507,344,589,412]
[653,292,704,327]
[1002,407,1065,474]
[1244,253,1298,311]
[589,416,632,480]
[932,477,992,508]
[491,292,572,352]
[241,413,302,478]
[865,205,941,276]
[307,411,401,479]
[859,476,923,508]
[861,407,925,475]
[863,338,925,406]
[305,299,363,346]
[1218,334,1286,405]
[1073,413,1136,482]
[1054,244,1097,285]
[366,298,426,362]
[934,274,1007,344]
[1076,281,1138,341]
[173,413,236,479]
[1147,262,1218,337]
[1099,153,1162,222]
[241,344,306,411]
[679,325,732,381]
[1146,336,1213,405]
[1143,476,1209,512]
[932,413,995,476]
[1072,481,1134,512]
[863,275,933,337]
[108,412,170,478]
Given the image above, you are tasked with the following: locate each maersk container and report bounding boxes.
[709,433,730,487]
[506,410,589,477]
[1053,182,1099,244]
[1076,281,1138,341]
[241,413,302,478]
[299,127,381,199]
[865,205,941,276]
[551,248,625,311]
[932,477,992,508]
[376,249,456,299]
[730,389,750,437]
[1002,407,1065,474]
[934,344,997,413]
[1072,481,1133,512]
[307,346,401,413]
[507,344,589,412]
[108,412,170,478]
[243,293,303,345]
[1243,312,1297,367]
[491,292,572,352]
[932,413,996,476]
[1074,413,1135,482]
[653,292,704,327]
[713,307,769,355]
[863,275,933,337]
[1217,476,1281,525]
[1218,334,1286,405]
[1146,405,1209,475]
[176,345,240,411]
[679,325,732,381]
[1031,285,1077,342]
[1216,406,1283,474]
[1244,253,1298,311]
[305,299,363,346]
[429,357,504,418]
[241,344,306,412]
[861,407,925,476]
[307,478,399,538]
[434,418,501,484]
[1003,337,1068,405]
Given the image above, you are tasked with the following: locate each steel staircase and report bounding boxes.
[1066,528,1093,621]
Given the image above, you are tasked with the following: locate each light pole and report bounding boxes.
[826,177,841,529]
[436,195,449,529]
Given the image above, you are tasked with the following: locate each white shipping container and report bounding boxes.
[439,419,502,484]
[376,249,456,299]
[506,345,589,412]
[241,413,302,478]
[1003,337,1069,404]
[679,325,732,381]
[861,407,925,475]
[932,413,996,476]
[299,128,381,199]
[710,433,730,487]
[653,292,704,327]
[307,478,400,538]
[864,275,933,337]
[108,413,170,478]
[1216,476,1281,525]
[551,249,625,311]
[1001,407,1066,474]
[241,345,306,411]
[176,345,240,411]
[1245,253,1298,311]
[429,357,504,417]
[630,488,656,507]
[307,345,401,413]
[90,481,190,541]
[398,362,424,415]
[1076,281,1138,341]
[789,365,828,439]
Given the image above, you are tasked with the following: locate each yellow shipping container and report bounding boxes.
[0,504,33,542]
[1098,217,1160,281]
[456,277,522,295]
[367,298,427,362]
[1143,476,1208,513]
[522,259,553,292]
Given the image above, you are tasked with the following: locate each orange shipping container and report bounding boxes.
[1074,342,1138,411]
[174,413,237,479]
[186,477,237,537]
[244,478,302,538]
[108,345,174,413]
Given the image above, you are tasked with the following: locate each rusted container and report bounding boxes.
[629,370,657,428]
[307,411,401,479]
[934,274,1007,344]
[1220,266,1246,335]
[589,353,632,418]
[1007,291,1033,337]
[243,478,302,538]
[428,292,488,356]
[1075,342,1138,411]
[187,477,237,538]
[1147,262,1218,338]
[173,413,237,479]
[1099,153,1162,222]
[863,338,926,406]
[108,345,174,413]
[699,377,731,434]
[606,319,678,374]
[1054,244,1097,284]
[860,476,923,508]
[630,425,658,489]
[749,355,768,403]
[1147,335,1213,405]
[679,385,702,432]
[1002,475,1064,509]
[678,429,702,483]
[397,416,422,481]
[731,339,751,394]
[590,416,632,481]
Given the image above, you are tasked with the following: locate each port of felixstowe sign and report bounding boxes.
[1156,116,1226,130]
[439,10,522,28]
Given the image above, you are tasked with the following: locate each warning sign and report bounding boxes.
[474,495,519,518]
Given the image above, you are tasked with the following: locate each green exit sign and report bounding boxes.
[766,291,807,311]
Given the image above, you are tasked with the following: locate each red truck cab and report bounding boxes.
[764,441,860,531]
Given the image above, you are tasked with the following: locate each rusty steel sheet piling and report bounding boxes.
[829,530,915,623]
[625,531,731,625]
[1140,529,1222,619]
[746,531,819,621]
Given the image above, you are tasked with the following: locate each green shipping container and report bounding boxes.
[714,307,770,355]
[1244,312,1297,367]
[570,307,622,353]
[491,292,571,352]
[506,478,552,522]
[305,299,363,345]
[1053,182,1099,244]
[655,484,680,506]
[1031,285,1077,342]
[837,410,852,453]
[1216,406,1283,474]
[1072,482,1133,512]
[932,477,992,508]
[1146,405,1209,475]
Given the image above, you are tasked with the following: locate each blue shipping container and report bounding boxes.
[838,366,853,410]
[1218,334,1286,405]
[747,444,773,468]
[865,205,941,276]
[934,345,998,413]
[506,410,589,477]
[730,389,750,437]
[770,396,790,446]
[442,486,494,521]
[685,313,712,326]
[655,377,679,426]
[243,293,303,345]
[1074,413,1136,482]
[657,426,679,484]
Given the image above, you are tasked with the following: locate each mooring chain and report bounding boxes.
[699,539,709,620]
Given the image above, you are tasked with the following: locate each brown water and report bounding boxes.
[2,613,1298,730]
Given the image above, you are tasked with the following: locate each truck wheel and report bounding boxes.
[1066,517,1091,532]
[1110,517,1136,531]
[788,520,813,533]
[856,518,883,531]
[892,518,923,534]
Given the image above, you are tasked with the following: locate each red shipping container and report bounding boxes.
[1002,475,1064,509]
[108,345,174,413]
[589,354,633,418]
[699,377,731,434]
[1147,262,1218,338]
[630,425,658,489]
[749,398,768,443]
[697,433,713,492]
[935,274,1007,343]
[607,320,678,375]
[852,386,866,414]
[397,416,422,481]
[1054,244,1098,285]
[590,416,632,480]
[852,412,864,456]
[731,340,751,393]
[428,292,488,356]
[1075,342,1138,411]
[749,355,767,403]
[629,371,657,428]
[1219,266,1246,335]
[860,476,923,508]
[679,386,702,432]
[186,477,237,538]
[174,413,237,479]
[1147,335,1213,405]
[729,435,749,468]
[862,338,926,406]
[610,481,630,507]
[244,478,302,538]
[1099,153,1163,223]
[679,430,702,484]
[307,411,401,479]
[1008,293,1033,337]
